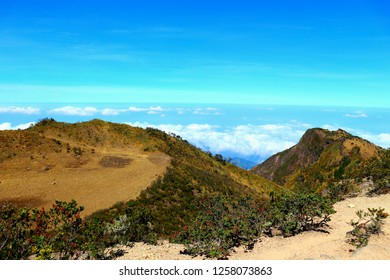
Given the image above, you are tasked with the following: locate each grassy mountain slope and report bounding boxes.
[0,119,283,235]
[251,128,384,194]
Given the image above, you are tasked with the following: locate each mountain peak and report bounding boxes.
[251,128,382,189]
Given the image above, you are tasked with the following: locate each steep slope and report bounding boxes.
[0,119,283,234]
[251,128,383,193]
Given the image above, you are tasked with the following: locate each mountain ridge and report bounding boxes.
[251,128,383,193]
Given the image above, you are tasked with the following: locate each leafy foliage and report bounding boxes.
[106,204,156,246]
[0,200,84,260]
[266,192,335,237]
[80,217,116,260]
[367,178,390,196]
[173,192,335,259]
[346,208,388,249]
[0,200,155,260]
[173,195,265,259]
[325,181,359,201]
[0,204,33,259]
[363,149,390,196]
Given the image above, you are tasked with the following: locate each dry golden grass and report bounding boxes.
[343,139,380,160]
[0,145,170,217]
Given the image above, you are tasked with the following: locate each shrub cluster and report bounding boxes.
[173,192,335,259]
[0,200,155,260]
[367,178,390,196]
[266,192,335,237]
[0,200,84,260]
[173,195,265,259]
[1,193,336,260]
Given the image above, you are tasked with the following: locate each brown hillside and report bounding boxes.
[251,128,382,190]
[0,119,170,217]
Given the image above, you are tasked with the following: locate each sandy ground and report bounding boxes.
[118,194,390,260]
[0,148,170,217]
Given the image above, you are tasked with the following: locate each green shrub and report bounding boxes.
[346,207,388,249]
[267,193,335,237]
[173,195,265,259]
[44,200,84,259]
[326,181,359,201]
[0,200,84,260]
[122,204,157,245]
[105,205,156,247]
[367,178,390,196]
[0,205,33,259]
[80,217,117,260]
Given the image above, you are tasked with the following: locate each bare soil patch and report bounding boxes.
[99,156,133,168]
[0,147,170,217]
[0,196,47,209]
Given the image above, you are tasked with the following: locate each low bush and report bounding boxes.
[173,192,335,259]
[0,204,33,259]
[81,217,116,260]
[1,193,336,260]
[0,200,84,260]
[107,204,156,246]
[266,193,335,237]
[325,181,359,201]
[0,200,156,260]
[346,207,388,249]
[173,195,266,259]
[367,178,390,196]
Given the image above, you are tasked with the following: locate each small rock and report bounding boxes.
[348,204,355,208]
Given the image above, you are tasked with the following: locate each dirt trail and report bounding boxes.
[118,194,390,260]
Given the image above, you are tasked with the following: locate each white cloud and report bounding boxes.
[150,106,164,111]
[128,106,147,112]
[359,133,390,148]
[345,111,368,118]
[0,122,12,130]
[376,134,390,147]
[126,121,390,164]
[101,108,125,115]
[192,107,222,115]
[48,106,98,116]
[126,122,306,161]
[0,122,36,130]
[0,106,40,114]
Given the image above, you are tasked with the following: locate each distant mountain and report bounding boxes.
[230,157,258,170]
[0,118,283,236]
[251,128,384,194]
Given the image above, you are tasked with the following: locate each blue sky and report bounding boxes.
[1,0,390,106]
